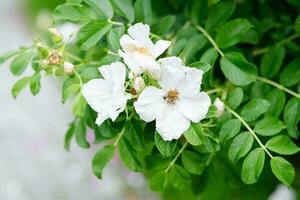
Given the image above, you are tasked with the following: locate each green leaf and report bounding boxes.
[84,0,113,19]
[149,172,168,193]
[220,52,257,86]
[279,58,300,87]
[134,0,153,25]
[216,19,253,48]
[189,61,212,73]
[118,137,143,171]
[123,120,144,151]
[219,119,241,141]
[266,89,286,117]
[228,132,254,163]
[30,73,41,95]
[110,0,135,23]
[10,51,36,76]
[11,77,30,98]
[169,165,191,190]
[170,38,186,56]
[181,151,206,175]
[0,49,22,64]
[62,77,81,104]
[184,124,203,146]
[72,94,87,118]
[260,45,285,78]
[77,20,112,50]
[270,157,295,186]
[152,15,176,35]
[53,4,94,22]
[295,14,300,35]
[74,119,89,148]
[266,135,300,155]
[155,133,177,157]
[254,116,286,136]
[241,148,265,184]
[205,1,235,32]
[108,26,124,51]
[200,48,219,66]
[92,144,115,178]
[187,0,208,24]
[64,123,75,151]
[241,99,270,121]
[284,98,300,138]
[180,34,206,63]
[227,87,244,109]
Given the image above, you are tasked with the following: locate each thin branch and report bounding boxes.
[257,76,300,99]
[195,25,224,57]
[165,141,188,173]
[224,104,273,159]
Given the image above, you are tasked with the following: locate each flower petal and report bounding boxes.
[158,57,185,90]
[131,52,161,79]
[128,23,153,48]
[82,79,112,113]
[152,40,171,58]
[156,107,190,141]
[177,92,211,122]
[99,62,126,85]
[178,68,203,97]
[120,34,142,53]
[134,86,165,122]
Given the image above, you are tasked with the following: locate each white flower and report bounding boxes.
[63,61,74,74]
[134,57,211,141]
[214,98,224,117]
[134,76,145,93]
[119,23,171,79]
[57,23,80,44]
[82,62,129,126]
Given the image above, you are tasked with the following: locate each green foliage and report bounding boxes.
[92,144,115,178]
[241,148,265,184]
[2,0,300,198]
[270,157,295,187]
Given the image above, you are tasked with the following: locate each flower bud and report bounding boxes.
[48,28,63,43]
[134,77,145,93]
[47,52,62,65]
[214,98,225,117]
[148,67,161,80]
[64,62,75,75]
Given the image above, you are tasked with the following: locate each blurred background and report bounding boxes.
[0,0,158,199]
[0,0,297,200]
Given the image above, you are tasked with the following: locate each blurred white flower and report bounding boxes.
[133,77,145,93]
[214,97,224,117]
[48,28,63,43]
[134,57,211,141]
[119,23,171,79]
[82,62,129,126]
[63,62,74,74]
[57,23,80,44]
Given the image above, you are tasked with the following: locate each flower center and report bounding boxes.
[164,89,179,105]
[124,45,153,57]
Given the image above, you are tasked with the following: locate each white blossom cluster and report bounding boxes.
[82,23,212,141]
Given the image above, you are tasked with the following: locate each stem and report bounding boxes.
[74,69,83,89]
[206,88,223,95]
[165,141,188,173]
[205,153,214,166]
[195,25,224,57]
[257,76,300,99]
[64,52,83,63]
[252,33,299,56]
[109,20,124,26]
[224,104,273,159]
[113,126,126,146]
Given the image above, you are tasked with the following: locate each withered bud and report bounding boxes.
[48,52,62,65]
